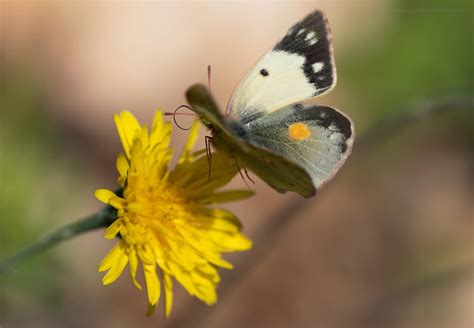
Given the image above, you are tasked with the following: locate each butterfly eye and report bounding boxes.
[260,68,269,77]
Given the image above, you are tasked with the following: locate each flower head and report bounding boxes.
[95,110,252,316]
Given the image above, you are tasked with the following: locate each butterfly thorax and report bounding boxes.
[224,119,250,142]
[200,117,213,129]
[208,119,252,157]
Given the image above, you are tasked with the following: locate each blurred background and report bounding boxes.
[1,1,473,327]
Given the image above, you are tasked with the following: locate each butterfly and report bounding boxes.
[186,10,354,198]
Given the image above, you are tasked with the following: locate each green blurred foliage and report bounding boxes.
[334,2,473,324]
[341,0,473,123]
[0,67,85,317]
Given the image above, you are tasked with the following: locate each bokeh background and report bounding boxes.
[1,1,473,327]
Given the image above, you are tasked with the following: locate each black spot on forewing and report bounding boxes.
[260,68,269,76]
[274,10,335,94]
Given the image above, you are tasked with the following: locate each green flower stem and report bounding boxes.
[0,206,117,274]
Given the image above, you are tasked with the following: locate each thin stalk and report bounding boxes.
[0,206,116,274]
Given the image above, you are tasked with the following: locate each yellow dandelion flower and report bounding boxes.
[95,110,253,317]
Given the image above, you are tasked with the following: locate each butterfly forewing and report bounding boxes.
[245,100,354,189]
[227,10,336,124]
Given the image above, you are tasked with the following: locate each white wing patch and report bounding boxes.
[312,62,324,73]
[296,28,306,36]
[228,50,317,121]
[305,31,316,40]
[305,31,318,45]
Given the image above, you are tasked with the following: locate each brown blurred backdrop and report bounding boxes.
[1,1,473,327]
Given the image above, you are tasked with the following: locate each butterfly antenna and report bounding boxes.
[207,64,212,93]
[206,64,213,94]
[163,105,196,130]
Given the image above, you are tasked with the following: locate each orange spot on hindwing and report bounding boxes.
[288,123,311,141]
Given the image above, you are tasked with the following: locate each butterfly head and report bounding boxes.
[199,116,213,129]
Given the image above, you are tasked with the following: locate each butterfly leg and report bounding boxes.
[233,157,253,190]
[205,135,213,182]
[242,166,255,184]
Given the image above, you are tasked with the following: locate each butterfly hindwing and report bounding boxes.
[245,100,354,189]
[227,10,336,124]
[213,127,316,197]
